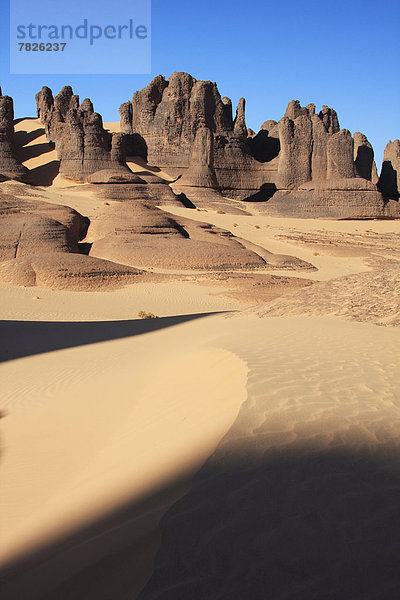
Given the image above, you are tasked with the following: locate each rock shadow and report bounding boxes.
[244,183,277,202]
[0,313,223,363]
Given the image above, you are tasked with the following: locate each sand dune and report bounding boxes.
[2,314,400,599]
[0,313,247,597]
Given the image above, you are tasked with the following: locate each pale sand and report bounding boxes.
[0,315,248,585]
[2,314,400,599]
[1,118,400,598]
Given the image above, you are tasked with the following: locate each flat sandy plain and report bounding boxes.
[1,119,400,599]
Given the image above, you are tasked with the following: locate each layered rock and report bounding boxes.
[0,253,144,291]
[31,75,396,218]
[90,201,267,270]
[120,74,386,214]
[0,192,88,261]
[36,86,133,182]
[0,190,144,290]
[0,90,29,182]
[259,179,386,219]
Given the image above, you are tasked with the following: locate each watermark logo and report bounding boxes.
[10,0,151,74]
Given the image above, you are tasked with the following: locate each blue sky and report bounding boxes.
[1,0,399,168]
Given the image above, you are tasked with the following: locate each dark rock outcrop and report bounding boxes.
[277,114,312,189]
[327,129,355,180]
[179,127,218,188]
[36,86,134,182]
[378,140,400,200]
[251,99,386,217]
[120,72,276,200]
[30,75,397,218]
[257,179,386,219]
[233,98,247,139]
[0,90,29,182]
[311,114,329,182]
[319,105,340,134]
[353,132,377,182]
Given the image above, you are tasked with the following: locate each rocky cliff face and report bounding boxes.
[257,99,387,217]
[119,73,392,216]
[119,72,276,200]
[36,85,133,182]
[0,87,29,182]
[30,74,398,218]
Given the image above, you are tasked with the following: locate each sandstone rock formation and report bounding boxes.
[319,105,340,134]
[327,129,355,180]
[277,115,312,189]
[259,178,386,219]
[0,192,88,261]
[0,190,144,290]
[0,253,144,291]
[257,99,387,217]
[118,74,391,217]
[178,127,218,188]
[0,90,29,182]
[90,201,267,271]
[378,140,400,200]
[353,132,378,183]
[120,72,275,200]
[5,75,399,221]
[36,86,134,182]
[233,98,247,139]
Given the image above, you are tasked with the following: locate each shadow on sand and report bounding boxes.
[1,445,400,600]
[0,313,221,363]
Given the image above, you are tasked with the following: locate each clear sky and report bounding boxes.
[1,0,399,169]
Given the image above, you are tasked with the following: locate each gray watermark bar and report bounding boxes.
[10,0,151,74]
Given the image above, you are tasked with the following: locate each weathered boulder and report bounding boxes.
[378,140,400,199]
[0,91,30,182]
[0,190,145,290]
[0,193,89,261]
[0,253,144,291]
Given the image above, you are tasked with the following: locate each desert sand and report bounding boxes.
[1,119,400,599]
